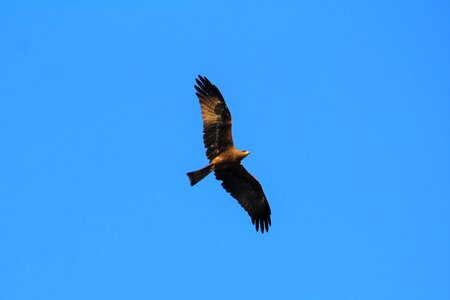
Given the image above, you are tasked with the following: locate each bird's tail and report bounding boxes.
[187,165,213,186]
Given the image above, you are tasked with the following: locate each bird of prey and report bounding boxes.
[187,75,271,233]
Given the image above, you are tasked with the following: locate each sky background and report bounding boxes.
[1,1,449,299]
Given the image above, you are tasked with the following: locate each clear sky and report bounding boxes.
[1,1,449,299]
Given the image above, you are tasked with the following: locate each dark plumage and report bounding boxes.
[187,75,271,233]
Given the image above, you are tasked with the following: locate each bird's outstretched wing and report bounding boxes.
[215,165,271,233]
[195,75,234,161]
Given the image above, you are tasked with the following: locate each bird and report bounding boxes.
[187,75,271,233]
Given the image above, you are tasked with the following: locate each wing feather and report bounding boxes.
[195,75,233,160]
[215,165,271,233]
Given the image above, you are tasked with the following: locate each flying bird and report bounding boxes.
[187,75,271,233]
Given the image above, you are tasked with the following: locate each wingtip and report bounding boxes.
[196,75,210,85]
[252,217,271,234]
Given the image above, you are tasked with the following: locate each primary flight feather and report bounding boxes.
[187,75,271,233]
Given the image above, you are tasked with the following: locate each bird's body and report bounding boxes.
[187,147,248,186]
[187,75,271,233]
[210,148,249,169]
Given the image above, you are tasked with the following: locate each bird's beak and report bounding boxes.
[244,151,250,156]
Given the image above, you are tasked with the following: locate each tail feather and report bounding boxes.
[187,165,212,186]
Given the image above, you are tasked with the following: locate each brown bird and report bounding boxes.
[187,75,271,233]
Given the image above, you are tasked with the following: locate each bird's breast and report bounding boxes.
[210,148,246,169]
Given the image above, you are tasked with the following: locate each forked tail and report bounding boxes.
[187,165,213,186]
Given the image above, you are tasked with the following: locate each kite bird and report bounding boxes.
[187,75,271,233]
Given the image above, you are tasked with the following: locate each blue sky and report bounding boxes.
[1,1,449,299]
